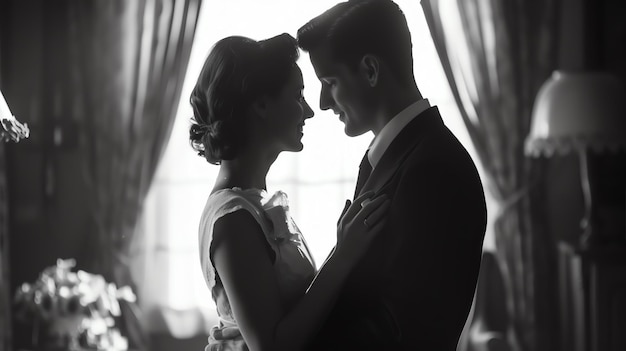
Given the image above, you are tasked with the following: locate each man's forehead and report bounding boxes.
[308,46,337,77]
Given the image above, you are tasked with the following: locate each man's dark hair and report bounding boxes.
[297,0,414,83]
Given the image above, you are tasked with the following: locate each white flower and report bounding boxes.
[116,286,137,303]
[262,191,301,243]
[13,257,137,350]
[0,115,29,143]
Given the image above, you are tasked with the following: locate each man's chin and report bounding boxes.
[285,141,304,152]
[344,124,369,137]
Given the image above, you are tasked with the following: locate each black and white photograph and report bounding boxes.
[1,0,625,350]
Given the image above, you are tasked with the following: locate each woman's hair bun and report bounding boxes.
[188,33,299,164]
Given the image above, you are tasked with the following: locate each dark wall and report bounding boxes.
[546,0,626,246]
[542,1,626,351]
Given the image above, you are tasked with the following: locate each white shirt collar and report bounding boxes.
[368,99,431,168]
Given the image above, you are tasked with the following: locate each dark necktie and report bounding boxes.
[354,150,372,199]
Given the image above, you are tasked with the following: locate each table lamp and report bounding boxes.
[525,71,626,248]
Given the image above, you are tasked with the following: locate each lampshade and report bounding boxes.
[525,71,626,157]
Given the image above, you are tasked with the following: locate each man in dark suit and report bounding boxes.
[297,0,487,349]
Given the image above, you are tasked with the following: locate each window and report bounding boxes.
[132,0,491,336]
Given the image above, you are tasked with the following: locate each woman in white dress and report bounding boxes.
[189,33,389,351]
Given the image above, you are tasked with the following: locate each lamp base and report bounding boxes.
[579,221,597,250]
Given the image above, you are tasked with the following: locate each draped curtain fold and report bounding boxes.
[421,1,559,350]
[0,142,11,351]
[64,0,202,348]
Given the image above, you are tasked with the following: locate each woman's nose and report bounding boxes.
[303,99,314,119]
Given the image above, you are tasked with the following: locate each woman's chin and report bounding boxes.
[285,141,304,152]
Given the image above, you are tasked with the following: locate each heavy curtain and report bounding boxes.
[0,16,10,345]
[0,142,10,351]
[64,0,202,348]
[421,1,559,350]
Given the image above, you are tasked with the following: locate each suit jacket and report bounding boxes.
[309,106,487,350]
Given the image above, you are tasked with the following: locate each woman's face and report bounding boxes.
[263,65,315,152]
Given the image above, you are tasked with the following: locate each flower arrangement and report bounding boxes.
[0,114,29,142]
[0,89,29,143]
[14,258,135,350]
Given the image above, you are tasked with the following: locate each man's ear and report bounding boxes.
[251,97,269,119]
[359,54,379,87]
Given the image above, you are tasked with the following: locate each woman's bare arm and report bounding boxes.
[212,193,389,351]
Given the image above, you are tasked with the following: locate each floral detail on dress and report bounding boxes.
[261,191,302,244]
[206,323,245,351]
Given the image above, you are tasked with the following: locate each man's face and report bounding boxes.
[309,46,375,137]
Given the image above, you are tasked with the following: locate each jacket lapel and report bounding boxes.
[359,106,444,197]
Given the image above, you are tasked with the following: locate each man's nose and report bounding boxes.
[319,86,333,111]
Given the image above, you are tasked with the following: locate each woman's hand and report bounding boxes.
[336,191,390,262]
